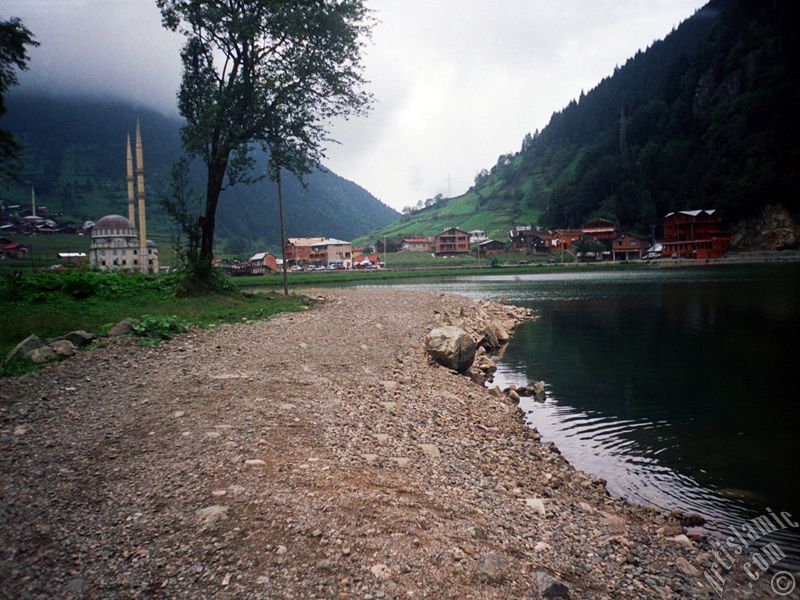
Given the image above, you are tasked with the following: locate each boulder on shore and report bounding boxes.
[4,334,46,364]
[425,326,476,373]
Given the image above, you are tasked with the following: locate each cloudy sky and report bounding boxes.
[7,0,706,211]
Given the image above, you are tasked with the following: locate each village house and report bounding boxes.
[286,237,352,268]
[285,237,326,265]
[662,209,730,259]
[248,251,280,274]
[0,242,29,259]
[552,229,583,250]
[477,239,506,256]
[469,230,488,244]
[508,226,554,253]
[581,218,617,241]
[611,233,649,261]
[353,254,381,269]
[434,227,470,254]
[400,237,431,252]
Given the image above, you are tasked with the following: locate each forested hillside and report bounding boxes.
[374,0,799,242]
[0,93,397,247]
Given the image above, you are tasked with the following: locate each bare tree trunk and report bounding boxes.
[276,166,289,296]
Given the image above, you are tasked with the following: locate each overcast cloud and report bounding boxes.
[6,0,706,210]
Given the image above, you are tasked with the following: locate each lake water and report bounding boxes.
[368,263,800,566]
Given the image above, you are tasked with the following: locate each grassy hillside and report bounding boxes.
[362,0,799,245]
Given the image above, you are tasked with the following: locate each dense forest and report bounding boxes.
[375,0,799,242]
[0,93,397,247]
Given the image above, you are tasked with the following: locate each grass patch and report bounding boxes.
[0,270,305,363]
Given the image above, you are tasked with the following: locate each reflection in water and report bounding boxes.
[369,264,800,566]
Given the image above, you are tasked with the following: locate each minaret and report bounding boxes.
[126,134,135,225]
[135,118,148,273]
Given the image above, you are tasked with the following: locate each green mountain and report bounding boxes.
[368,0,799,244]
[1,93,398,248]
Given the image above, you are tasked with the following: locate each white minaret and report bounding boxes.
[135,118,148,273]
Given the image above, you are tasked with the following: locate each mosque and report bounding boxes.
[89,119,159,273]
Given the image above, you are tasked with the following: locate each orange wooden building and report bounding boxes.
[661,209,730,259]
[434,227,470,254]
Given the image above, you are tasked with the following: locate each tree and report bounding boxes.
[157,0,373,286]
[0,17,38,180]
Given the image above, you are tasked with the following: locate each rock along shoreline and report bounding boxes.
[0,287,770,598]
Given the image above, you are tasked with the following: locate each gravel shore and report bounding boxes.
[0,288,775,598]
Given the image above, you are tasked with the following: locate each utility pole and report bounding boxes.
[383,236,387,269]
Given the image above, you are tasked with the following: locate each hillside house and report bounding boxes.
[434,227,470,254]
[353,254,381,269]
[553,229,582,250]
[478,239,506,256]
[312,238,352,268]
[611,234,648,261]
[581,218,617,241]
[401,237,432,252]
[509,226,553,253]
[469,230,488,244]
[662,209,730,259]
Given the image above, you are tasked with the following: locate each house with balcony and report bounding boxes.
[434,227,470,254]
[661,209,730,259]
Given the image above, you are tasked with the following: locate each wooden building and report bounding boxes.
[581,218,617,241]
[508,226,553,252]
[285,237,326,265]
[249,251,280,274]
[611,234,648,261]
[552,229,582,250]
[477,239,506,256]
[401,237,432,252]
[434,227,470,254]
[661,209,730,259]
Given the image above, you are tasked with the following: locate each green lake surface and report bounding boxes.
[366,263,800,565]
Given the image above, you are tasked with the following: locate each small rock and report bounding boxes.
[174,410,185,418]
[245,459,266,466]
[276,545,287,555]
[373,433,390,442]
[668,534,692,545]
[48,339,76,357]
[63,330,96,347]
[524,498,546,516]
[418,444,440,459]
[475,554,509,584]
[363,453,379,465]
[675,556,700,578]
[196,505,228,526]
[380,380,398,392]
[107,318,134,336]
[4,334,45,364]
[534,541,552,552]
[533,570,570,598]
[13,426,27,436]
[392,457,411,467]
[370,563,392,580]
[28,346,56,363]
[211,489,227,497]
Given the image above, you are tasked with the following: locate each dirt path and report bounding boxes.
[0,288,766,598]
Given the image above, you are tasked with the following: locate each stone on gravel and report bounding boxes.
[524,498,546,516]
[245,459,266,466]
[675,556,700,578]
[418,443,440,459]
[4,334,46,364]
[475,554,510,584]
[424,326,476,373]
[63,330,96,347]
[28,346,56,363]
[370,563,392,580]
[533,571,570,598]
[196,505,228,526]
[107,318,135,336]
[49,339,77,357]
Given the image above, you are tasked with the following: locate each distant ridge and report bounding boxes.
[0,92,398,247]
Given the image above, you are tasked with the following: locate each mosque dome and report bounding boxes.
[94,214,135,231]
